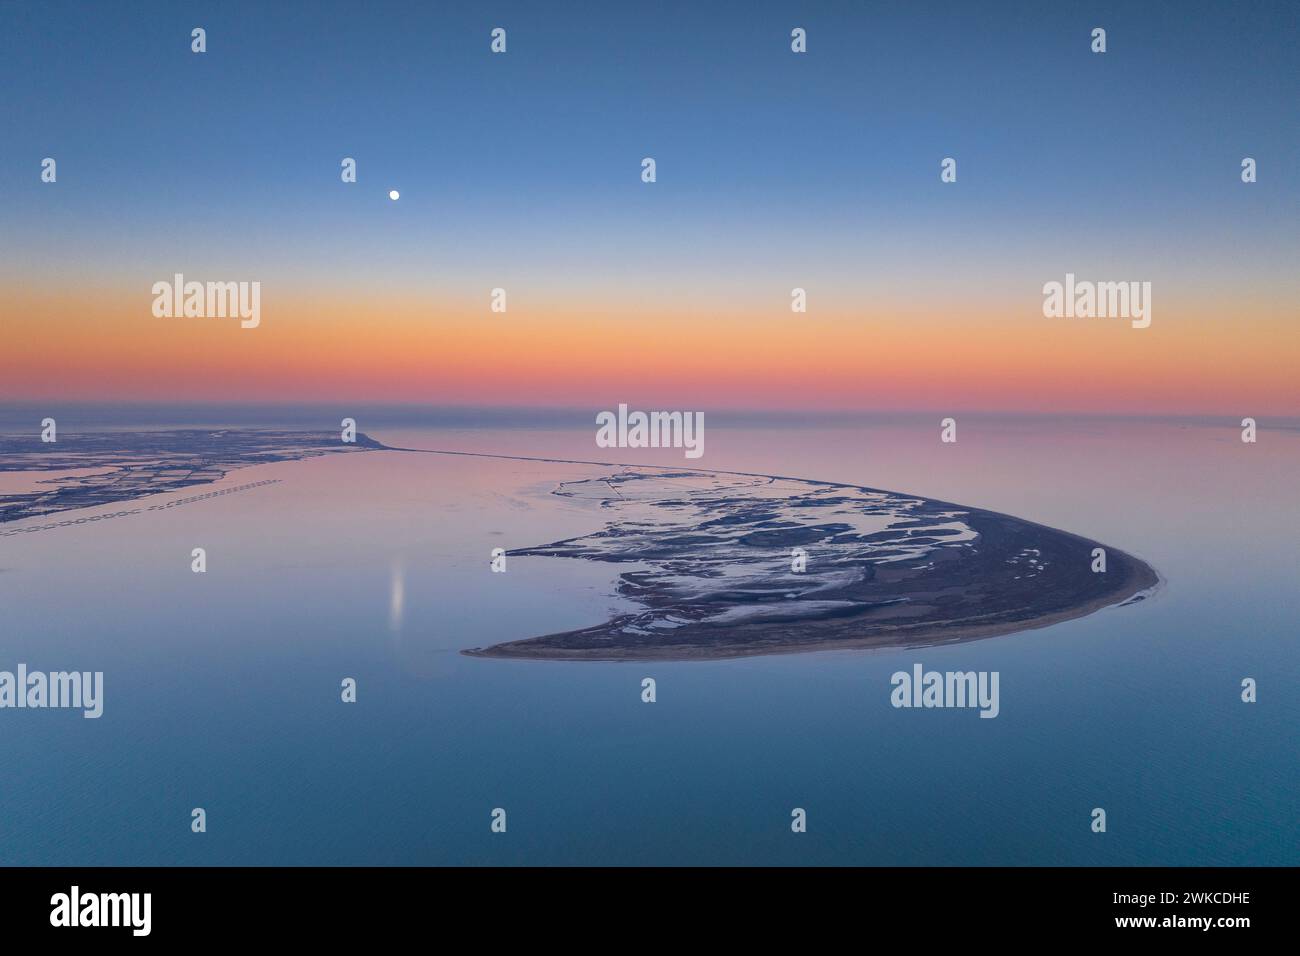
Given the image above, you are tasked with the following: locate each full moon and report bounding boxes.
[388,190,400,201]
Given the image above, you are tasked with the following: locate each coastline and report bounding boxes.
[464,551,1159,661]
[464,486,1162,662]
[0,429,1162,662]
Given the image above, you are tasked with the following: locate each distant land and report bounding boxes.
[0,429,383,525]
[0,428,1159,658]
[465,470,1160,661]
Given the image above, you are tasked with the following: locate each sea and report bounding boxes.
[0,407,1295,865]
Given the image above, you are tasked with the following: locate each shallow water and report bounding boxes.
[0,416,1295,864]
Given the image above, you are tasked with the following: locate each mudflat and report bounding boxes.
[466,469,1159,661]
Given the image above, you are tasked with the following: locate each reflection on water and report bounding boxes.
[0,416,1295,865]
[388,559,405,635]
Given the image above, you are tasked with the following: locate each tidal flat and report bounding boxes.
[0,419,1290,866]
[0,429,1158,659]
[465,468,1159,660]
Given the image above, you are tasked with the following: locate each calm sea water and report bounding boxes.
[0,415,1295,865]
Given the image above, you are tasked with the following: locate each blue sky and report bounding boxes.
[2,0,1295,296]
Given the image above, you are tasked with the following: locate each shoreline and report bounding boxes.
[463,559,1159,662]
[0,430,1162,661]
[462,475,1162,662]
[463,564,1159,662]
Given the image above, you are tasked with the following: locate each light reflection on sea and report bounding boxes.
[0,417,1295,865]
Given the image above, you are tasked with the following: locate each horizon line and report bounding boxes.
[1,400,1297,429]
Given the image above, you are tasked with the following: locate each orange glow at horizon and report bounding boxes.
[3,287,1296,416]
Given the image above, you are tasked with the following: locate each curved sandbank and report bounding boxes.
[465,468,1160,662]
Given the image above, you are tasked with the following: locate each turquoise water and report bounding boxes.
[0,416,1295,865]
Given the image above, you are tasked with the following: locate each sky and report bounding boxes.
[1,0,1296,415]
